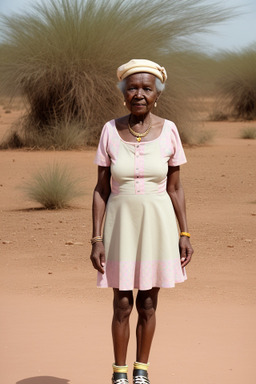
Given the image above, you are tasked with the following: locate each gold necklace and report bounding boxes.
[128,116,152,142]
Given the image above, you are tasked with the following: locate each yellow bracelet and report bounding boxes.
[90,236,103,245]
[180,232,191,238]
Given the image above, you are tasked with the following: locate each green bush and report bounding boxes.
[22,162,85,209]
[0,0,234,145]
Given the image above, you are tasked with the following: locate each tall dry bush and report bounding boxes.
[214,47,256,120]
[0,0,234,146]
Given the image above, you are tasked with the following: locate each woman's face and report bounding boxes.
[124,73,160,116]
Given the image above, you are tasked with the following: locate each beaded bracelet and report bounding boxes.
[180,232,191,238]
[90,236,103,245]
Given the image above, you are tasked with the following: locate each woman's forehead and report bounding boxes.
[126,72,156,84]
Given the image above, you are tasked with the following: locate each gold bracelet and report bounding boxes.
[90,236,103,245]
[180,232,191,238]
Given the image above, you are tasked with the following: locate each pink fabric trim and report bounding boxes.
[168,122,187,166]
[97,259,187,291]
[134,143,145,195]
[94,120,121,167]
[95,120,186,169]
[94,123,111,166]
[111,179,120,194]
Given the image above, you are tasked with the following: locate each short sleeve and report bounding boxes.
[94,123,111,167]
[168,122,187,166]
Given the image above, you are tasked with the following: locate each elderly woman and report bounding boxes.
[90,59,193,384]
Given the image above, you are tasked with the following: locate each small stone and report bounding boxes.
[227,245,234,248]
[2,241,11,244]
[65,241,74,245]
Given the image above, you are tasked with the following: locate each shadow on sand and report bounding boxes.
[16,377,70,384]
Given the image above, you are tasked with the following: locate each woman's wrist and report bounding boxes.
[90,235,103,245]
[180,232,191,238]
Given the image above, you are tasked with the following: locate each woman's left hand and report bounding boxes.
[179,237,193,267]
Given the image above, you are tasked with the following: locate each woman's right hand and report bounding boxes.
[90,242,105,274]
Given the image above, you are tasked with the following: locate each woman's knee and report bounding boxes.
[113,289,134,322]
[136,288,159,320]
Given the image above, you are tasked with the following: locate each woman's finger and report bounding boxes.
[100,252,105,268]
[90,250,105,274]
[181,248,193,267]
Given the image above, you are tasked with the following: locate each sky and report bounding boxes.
[0,0,255,53]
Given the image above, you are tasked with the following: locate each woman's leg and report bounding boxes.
[112,288,134,365]
[135,288,160,363]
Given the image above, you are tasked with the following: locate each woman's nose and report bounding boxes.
[135,88,143,98]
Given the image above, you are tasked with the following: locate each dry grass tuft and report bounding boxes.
[21,162,85,209]
[196,130,215,144]
[240,127,256,139]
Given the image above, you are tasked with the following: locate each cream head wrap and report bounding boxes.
[117,59,167,83]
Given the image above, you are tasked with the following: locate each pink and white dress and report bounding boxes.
[95,119,187,291]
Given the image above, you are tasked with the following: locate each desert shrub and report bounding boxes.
[214,47,256,120]
[240,127,256,139]
[23,119,88,149]
[0,0,234,145]
[0,131,24,149]
[208,110,229,121]
[196,130,215,144]
[22,162,85,209]
[0,119,88,149]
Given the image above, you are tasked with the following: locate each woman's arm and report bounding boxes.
[166,166,193,267]
[90,166,111,274]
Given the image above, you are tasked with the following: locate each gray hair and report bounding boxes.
[117,77,165,94]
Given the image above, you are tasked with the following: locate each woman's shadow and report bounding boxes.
[16,377,70,384]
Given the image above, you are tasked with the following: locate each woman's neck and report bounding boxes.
[129,112,151,126]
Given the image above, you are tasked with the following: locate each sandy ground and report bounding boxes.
[0,100,256,384]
